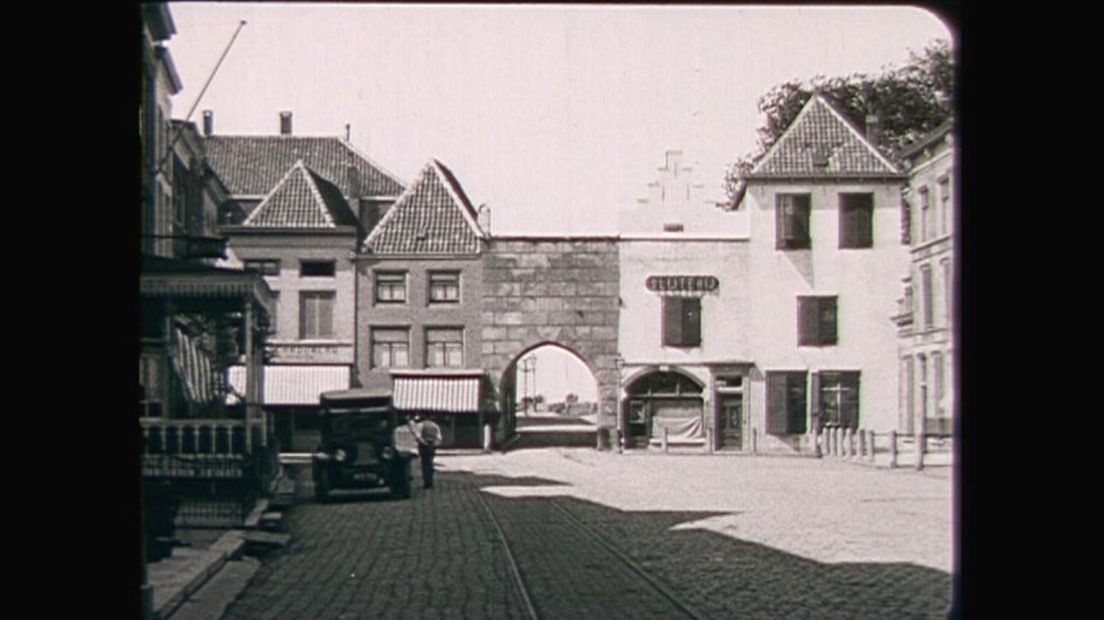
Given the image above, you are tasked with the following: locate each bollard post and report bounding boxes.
[663,427,669,453]
[858,429,867,458]
[915,430,925,471]
[889,430,897,468]
[833,427,841,457]
[483,423,493,453]
[707,428,714,454]
[611,427,621,455]
[868,431,877,463]
[752,428,758,454]
[848,428,856,458]
[842,428,850,457]
[814,428,823,458]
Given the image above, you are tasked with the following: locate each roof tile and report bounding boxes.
[364,160,483,255]
[203,135,405,197]
[750,95,902,178]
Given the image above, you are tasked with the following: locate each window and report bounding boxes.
[917,355,928,428]
[919,186,932,242]
[921,265,933,329]
[268,291,279,335]
[371,328,410,369]
[942,258,952,326]
[900,195,911,245]
[766,371,807,435]
[300,260,336,277]
[813,371,861,430]
[428,272,460,303]
[662,297,701,347]
[798,296,837,346]
[900,357,915,434]
[839,193,873,248]
[299,291,335,339]
[776,193,811,249]
[244,259,280,276]
[932,351,944,422]
[375,272,407,304]
[938,177,951,236]
[426,328,464,368]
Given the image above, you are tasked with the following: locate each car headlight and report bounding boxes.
[381,446,395,460]
[335,448,347,462]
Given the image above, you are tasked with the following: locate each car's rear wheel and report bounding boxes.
[314,465,330,503]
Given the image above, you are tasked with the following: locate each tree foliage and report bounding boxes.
[724,39,953,204]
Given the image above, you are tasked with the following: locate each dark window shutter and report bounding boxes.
[767,373,789,434]
[821,298,838,345]
[840,194,873,248]
[776,195,789,249]
[663,298,683,346]
[810,372,821,431]
[683,298,701,346]
[788,373,808,434]
[798,297,817,345]
[858,197,873,247]
[840,198,855,248]
[841,372,861,430]
[795,195,811,247]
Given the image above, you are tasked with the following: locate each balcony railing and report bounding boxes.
[140,418,250,457]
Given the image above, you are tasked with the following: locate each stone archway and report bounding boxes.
[481,237,621,443]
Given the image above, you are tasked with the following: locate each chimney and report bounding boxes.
[865,113,881,146]
[202,110,214,136]
[279,111,292,135]
[478,204,491,234]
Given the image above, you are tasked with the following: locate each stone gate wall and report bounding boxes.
[481,237,621,429]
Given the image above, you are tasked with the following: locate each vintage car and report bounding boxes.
[312,388,417,502]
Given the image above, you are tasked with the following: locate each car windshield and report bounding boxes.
[326,412,392,441]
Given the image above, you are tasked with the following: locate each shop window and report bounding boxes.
[662,297,701,347]
[776,193,811,249]
[428,272,460,303]
[300,291,335,339]
[300,260,336,277]
[798,296,837,346]
[839,193,873,248]
[767,371,807,435]
[372,327,410,369]
[426,328,463,368]
[375,271,407,304]
[244,259,280,276]
[813,371,860,430]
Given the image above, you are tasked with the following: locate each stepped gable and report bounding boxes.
[363,159,484,255]
[243,160,358,228]
[204,135,406,197]
[749,94,903,179]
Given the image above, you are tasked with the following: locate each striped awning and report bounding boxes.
[172,328,219,404]
[228,365,350,406]
[393,375,481,413]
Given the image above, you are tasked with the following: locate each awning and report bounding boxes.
[228,365,350,406]
[392,372,482,413]
[172,328,218,404]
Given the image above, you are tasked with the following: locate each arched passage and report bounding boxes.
[504,342,599,418]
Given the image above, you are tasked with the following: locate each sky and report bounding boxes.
[166,3,953,236]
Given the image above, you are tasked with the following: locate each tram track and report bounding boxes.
[471,479,711,620]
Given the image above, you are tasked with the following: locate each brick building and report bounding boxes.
[893,119,955,441]
[356,159,495,447]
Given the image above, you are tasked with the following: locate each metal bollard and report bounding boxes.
[751,428,758,454]
[662,427,669,453]
[814,429,823,458]
[483,423,493,453]
[858,429,867,458]
[915,430,925,471]
[889,430,897,468]
[868,431,877,463]
[833,427,841,457]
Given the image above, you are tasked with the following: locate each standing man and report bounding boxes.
[409,414,442,488]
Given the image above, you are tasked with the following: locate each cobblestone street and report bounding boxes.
[219,449,953,619]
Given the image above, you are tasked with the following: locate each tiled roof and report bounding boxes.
[749,94,903,179]
[243,161,359,229]
[364,160,484,255]
[203,135,406,197]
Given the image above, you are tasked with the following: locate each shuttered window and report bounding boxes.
[816,371,860,430]
[839,193,873,248]
[767,371,807,435]
[776,193,811,249]
[299,291,335,339]
[662,297,701,347]
[798,296,837,346]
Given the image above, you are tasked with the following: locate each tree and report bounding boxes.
[724,39,953,204]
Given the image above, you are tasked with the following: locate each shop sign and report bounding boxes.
[646,275,719,293]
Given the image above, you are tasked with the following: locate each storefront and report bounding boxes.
[228,364,351,452]
[390,369,497,449]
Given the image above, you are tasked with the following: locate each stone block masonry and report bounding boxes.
[482,238,621,430]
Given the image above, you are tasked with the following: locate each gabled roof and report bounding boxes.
[243,160,359,229]
[203,135,406,197]
[363,160,484,255]
[749,94,903,179]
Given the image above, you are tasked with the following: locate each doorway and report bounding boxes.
[717,395,743,450]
